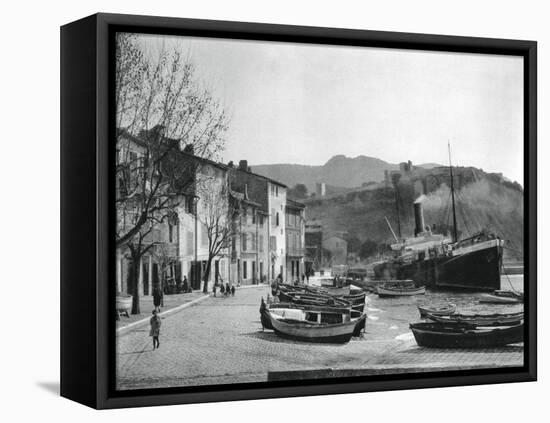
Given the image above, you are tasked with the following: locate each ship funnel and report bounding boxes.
[413,195,427,236]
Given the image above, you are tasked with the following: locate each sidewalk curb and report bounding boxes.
[117,294,210,335]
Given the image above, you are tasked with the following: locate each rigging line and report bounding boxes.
[501,266,521,294]
[503,245,524,255]
[456,196,472,238]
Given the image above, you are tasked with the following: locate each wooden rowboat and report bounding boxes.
[264,308,366,343]
[409,322,523,348]
[378,285,425,297]
[426,311,524,326]
[493,290,524,300]
[479,293,523,304]
[418,303,456,318]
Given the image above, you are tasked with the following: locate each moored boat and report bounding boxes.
[409,322,523,348]
[418,303,456,318]
[373,146,504,291]
[377,285,426,297]
[264,308,366,343]
[426,311,523,326]
[479,293,523,304]
[493,290,524,300]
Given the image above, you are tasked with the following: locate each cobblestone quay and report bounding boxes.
[116,283,523,390]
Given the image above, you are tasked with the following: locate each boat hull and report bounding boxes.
[266,312,365,343]
[418,304,456,318]
[410,322,523,348]
[426,312,524,326]
[377,286,426,297]
[479,294,522,304]
[375,243,502,291]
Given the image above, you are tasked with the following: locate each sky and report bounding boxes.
[135,34,524,184]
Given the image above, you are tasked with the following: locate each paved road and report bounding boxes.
[116,285,523,390]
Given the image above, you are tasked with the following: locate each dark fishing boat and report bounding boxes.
[418,303,456,318]
[410,322,523,348]
[426,311,524,326]
[373,145,504,291]
[263,307,366,343]
[377,285,426,297]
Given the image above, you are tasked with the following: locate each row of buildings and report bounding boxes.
[116,129,306,296]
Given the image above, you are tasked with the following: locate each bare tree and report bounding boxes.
[197,176,238,293]
[115,33,228,313]
[152,240,178,300]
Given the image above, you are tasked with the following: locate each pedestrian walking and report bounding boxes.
[220,283,225,296]
[231,285,235,296]
[225,282,230,297]
[301,273,305,284]
[153,286,162,312]
[259,297,267,331]
[306,270,310,284]
[149,310,162,350]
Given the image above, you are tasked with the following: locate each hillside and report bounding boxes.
[304,174,524,261]
[252,155,399,191]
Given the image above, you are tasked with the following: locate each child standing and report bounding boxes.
[149,309,162,350]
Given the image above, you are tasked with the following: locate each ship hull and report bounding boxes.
[374,242,502,291]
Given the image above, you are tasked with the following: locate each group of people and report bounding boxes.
[213,280,236,297]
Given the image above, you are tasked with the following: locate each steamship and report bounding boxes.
[373,149,504,291]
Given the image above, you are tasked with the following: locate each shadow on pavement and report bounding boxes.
[241,330,351,346]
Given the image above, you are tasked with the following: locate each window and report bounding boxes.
[271,209,276,227]
[242,233,247,251]
[168,223,173,243]
[259,215,264,226]
[259,235,264,252]
[269,236,277,251]
[252,211,256,224]
[276,212,279,226]
[186,197,194,214]
[243,261,248,279]
[250,233,256,251]
[276,186,279,196]
[201,224,208,247]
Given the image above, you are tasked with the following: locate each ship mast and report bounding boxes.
[448,141,458,243]
[392,175,402,239]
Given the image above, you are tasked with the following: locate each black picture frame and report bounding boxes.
[60,12,537,409]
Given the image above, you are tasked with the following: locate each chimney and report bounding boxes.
[413,195,427,236]
[239,160,248,171]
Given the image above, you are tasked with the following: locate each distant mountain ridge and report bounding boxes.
[251,155,399,191]
[251,155,444,191]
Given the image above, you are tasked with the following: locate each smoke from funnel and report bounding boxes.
[414,195,427,236]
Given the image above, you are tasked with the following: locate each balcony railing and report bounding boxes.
[287,247,305,257]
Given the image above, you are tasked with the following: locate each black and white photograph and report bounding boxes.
[114,31,526,391]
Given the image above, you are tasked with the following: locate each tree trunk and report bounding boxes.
[203,257,213,294]
[160,271,165,306]
[131,254,141,314]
